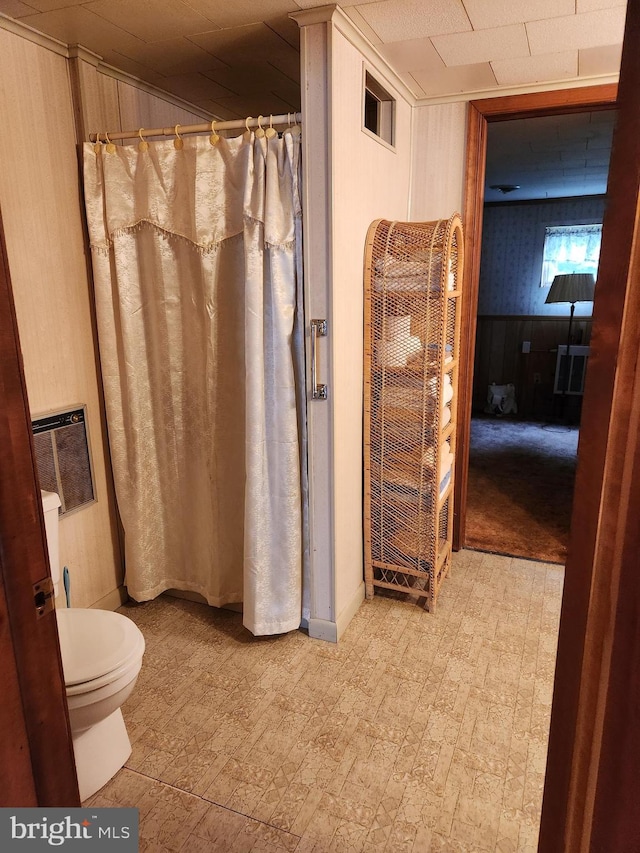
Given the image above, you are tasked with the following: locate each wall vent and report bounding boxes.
[32,406,96,515]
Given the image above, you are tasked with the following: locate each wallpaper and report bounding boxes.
[478,196,606,316]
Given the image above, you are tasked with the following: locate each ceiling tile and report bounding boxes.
[212,92,299,117]
[266,13,301,49]
[181,0,298,29]
[342,6,383,46]
[576,0,626,10]
[357,0,471,44]
[158,71,236,102]
[189,22,299,78]
[100,50,166,83]
[202,61,298,102]
[413,62,497,96]
[13,0,84,10]
[432,24,529,67]
[527,7,626,54]
[294,0,382,7]
[492,51,578,86]
[579,43,622,75]
[114,37,230,76]
[378,36,445,73]
[0,0,40,16]
[462,0,574,30]
[84,0,216,43]
[19,7,146,55]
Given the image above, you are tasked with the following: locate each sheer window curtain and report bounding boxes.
[83,130,308,636]
[541,223,602,288]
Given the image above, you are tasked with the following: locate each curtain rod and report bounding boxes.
[89,112,302,143]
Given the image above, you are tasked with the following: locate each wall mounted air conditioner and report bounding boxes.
[553,345,589,396]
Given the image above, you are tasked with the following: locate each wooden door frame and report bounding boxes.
[0,204,80,806]
[456,0,640,842]
[454,82,617,553]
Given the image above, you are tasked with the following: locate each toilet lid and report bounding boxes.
[56,608,145,687]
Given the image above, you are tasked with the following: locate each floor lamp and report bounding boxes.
[545,272,596,419]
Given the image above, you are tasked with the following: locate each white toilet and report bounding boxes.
[41,490,145,801]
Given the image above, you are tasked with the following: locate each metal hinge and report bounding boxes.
[33,577,55,618]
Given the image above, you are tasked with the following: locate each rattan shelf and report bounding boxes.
[363,215,464,611]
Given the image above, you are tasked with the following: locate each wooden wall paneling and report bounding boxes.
[116,80,209,142]
[0,28,123,609]
[0,204,80,806]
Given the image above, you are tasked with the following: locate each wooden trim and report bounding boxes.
[454,102,486,550]
[0,205,79,806]
[541,1,640,847]
[456,83,617,553]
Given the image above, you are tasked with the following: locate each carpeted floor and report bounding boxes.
[466,417,579,564]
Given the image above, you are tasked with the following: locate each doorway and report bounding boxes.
[453,84,618,554]
[465,109,615,563]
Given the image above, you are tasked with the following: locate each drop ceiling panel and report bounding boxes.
[0,0,42,15]
[182,0,298,30]
[492,51,578,87]
[413,62,497,96]
[576,0,626,10]
[377,35,445,74]
[462,0,574,30]
[579,43,623,76]
[84,0,216,43]
[432,23,529,67]
[527,7,626,54]
[19,6,146,56]
[114,38,229,76]
[357,0,472,43]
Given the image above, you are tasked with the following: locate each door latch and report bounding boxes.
[33,577,55,618]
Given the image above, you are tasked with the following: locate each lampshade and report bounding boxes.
[545,273,596,305]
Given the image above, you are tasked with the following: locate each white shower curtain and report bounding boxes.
[83,130,307,636]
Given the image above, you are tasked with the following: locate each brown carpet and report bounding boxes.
[466,416,579,564]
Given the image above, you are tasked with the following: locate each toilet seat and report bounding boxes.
[56,608,145,693]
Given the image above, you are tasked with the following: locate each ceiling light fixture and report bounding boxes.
[490,184,521,194]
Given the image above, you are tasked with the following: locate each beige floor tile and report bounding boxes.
[102,551,563,852]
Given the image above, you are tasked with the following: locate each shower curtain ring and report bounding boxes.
[256,115,265,138]
[105,131,116,154]
[174,124,184,150]
[266,114,277,139]
[94,132,102,154]
[138,128,149,152]
[210,119,220,145]
[244,116,253,141]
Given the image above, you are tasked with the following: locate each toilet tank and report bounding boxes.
[41,490,61,595]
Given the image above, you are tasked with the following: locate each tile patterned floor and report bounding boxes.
[84,550,564,852]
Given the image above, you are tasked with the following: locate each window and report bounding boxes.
[541,223,602,287]
[363,71,395,146]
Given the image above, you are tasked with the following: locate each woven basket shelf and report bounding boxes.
[363,215,464,611]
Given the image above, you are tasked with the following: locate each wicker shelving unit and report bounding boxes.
[363,215,464,611]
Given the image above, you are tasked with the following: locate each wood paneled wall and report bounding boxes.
[0,25,208,610]
[474,315,592,419]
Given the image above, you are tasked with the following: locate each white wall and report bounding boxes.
[299,9,413,639]
[410,101,467,221]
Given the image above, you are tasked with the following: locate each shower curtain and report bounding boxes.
[83,129,307,636]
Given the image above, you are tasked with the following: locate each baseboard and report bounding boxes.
[308,581,365,644]
[336,581,365,641]
[90,585,127,611]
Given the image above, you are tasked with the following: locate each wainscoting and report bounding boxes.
[473,315,592,421]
